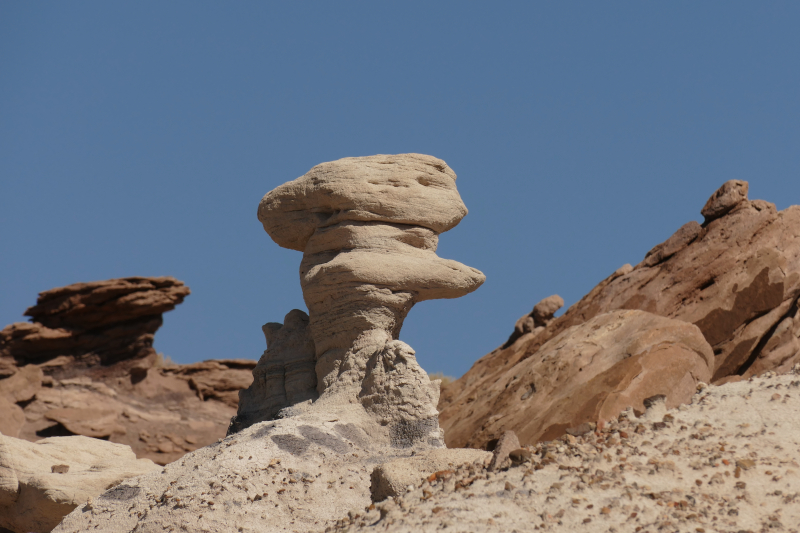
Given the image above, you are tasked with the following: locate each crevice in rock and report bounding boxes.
[36,422,77,438]
[736,297,799,376]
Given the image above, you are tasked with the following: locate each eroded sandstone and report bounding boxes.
[440,180,800,449]
[0,278,254,465]
[235,154,484,441]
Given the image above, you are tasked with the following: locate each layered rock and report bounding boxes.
[0,278,255,465]
[235,154,485,437]
[441,180,800,448]
[228,310,317,435]
[0,434,159,533]
[0,277,190,373]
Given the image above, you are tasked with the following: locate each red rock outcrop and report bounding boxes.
[440,181,800,449]
[442,310,714,448]
[0,278,255,464]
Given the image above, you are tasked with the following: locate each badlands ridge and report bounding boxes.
[0,154,798,533]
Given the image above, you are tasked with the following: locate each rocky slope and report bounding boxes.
[0,277,255,464]
[334,367,800,533]
[440,180,800,449]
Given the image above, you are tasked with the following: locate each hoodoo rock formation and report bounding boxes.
[53,154,487,533]
[440,180,800,449]
[234,153,485,436]
[0,277,255,465]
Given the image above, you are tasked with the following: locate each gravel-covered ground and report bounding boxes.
[331,368,800,533]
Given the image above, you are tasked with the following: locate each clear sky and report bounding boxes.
[2,2,798,378]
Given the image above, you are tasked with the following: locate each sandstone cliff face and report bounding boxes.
[440,181,800,449]
[0,278,255,465]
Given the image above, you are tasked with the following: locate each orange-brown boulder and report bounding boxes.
[441,310,713,449]
[441,181,800,448]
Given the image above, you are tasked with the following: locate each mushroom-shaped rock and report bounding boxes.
[254,154,484,440]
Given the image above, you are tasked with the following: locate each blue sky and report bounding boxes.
[2,2,798,377]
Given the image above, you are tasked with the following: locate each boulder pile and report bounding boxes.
[440,180,800,449]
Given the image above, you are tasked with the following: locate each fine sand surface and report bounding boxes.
[331,369,800,533]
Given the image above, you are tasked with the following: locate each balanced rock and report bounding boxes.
[237,154,485,439]
[700,179,748,223]
[54,154,487,533]
[0,434,159,533]
[512,294,564,341]
[441,180,800,448]
[443,310,714,449]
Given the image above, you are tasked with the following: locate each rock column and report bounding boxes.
[253,154,484,439]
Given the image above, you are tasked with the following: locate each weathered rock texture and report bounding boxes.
[370,448,490,502]
[441,180,800,449]
[510,294,564,345]
[228,309,317,435]
[0,277,189,373]
[0,278,255,465]
[235,154,484,438]
[443,310,714,449]
[52,154,488,533]
[0,434,159,533]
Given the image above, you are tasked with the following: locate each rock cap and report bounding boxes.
[258,154,468,251]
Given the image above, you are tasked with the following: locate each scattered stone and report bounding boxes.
[488,430,520,472]
[509,448,533,465]
[330,372,800,533]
